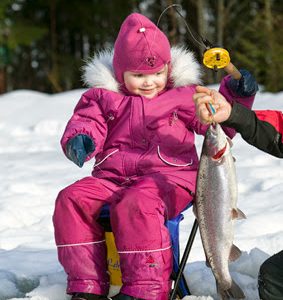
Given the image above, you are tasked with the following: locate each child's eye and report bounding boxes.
[156,71,164,75]
[134,74,144,78]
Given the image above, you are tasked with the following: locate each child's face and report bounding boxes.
[123,65,168,99]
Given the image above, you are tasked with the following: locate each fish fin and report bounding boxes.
[231,208,238,219]
[216,283,229,300]
[222,280,245,299]
[231,208,247,220]
[205,256,211,268]
[229,244,242,262]
[237,208,247,219]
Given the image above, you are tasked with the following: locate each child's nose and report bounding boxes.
[143,76,153,86]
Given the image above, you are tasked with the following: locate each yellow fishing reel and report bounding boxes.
[203,47,231,70]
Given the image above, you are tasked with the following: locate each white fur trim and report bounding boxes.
[82,46,203,92]
[170,46,203,87]
[81,49,120,92]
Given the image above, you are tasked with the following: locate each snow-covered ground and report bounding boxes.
[0,87,282,300]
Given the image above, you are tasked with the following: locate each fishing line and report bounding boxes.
[156,4,211,50]
[156,4,233,71]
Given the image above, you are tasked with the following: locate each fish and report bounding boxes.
[195,123,246,300]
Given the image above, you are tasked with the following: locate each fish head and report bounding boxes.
[203,123,229,160]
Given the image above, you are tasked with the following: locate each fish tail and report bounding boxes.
[219,280,245,299]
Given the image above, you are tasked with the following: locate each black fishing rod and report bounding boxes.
[157,4,242,80]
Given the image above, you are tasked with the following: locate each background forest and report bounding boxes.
[0,0,282,94]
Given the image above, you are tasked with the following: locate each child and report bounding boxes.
[53,13,257,300]
[193,86,283,300]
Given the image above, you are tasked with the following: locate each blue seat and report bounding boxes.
[98,204,191,298]
[166,213,191,297]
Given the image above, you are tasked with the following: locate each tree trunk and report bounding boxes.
[264,0,277,91]
[197,0,205,57]
[49,0,62,92]
[0,34,8,94]
[0,67,7,94]
[217,0,224,47]
[196,0,215,84]
[215,0,225,82]
[166,0,179,45]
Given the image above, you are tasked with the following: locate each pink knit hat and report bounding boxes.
[113,13,171,84]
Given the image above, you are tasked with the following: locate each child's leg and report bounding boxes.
[110,174,189,300]
[53,176,119,295]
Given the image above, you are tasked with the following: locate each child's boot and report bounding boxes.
[71,292,109,300]
[111,292,143,300]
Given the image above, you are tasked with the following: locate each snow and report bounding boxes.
[0,87,282,300]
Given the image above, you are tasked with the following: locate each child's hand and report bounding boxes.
[227,69,258,97]
[66,134,95,167]
[193,86,232,124]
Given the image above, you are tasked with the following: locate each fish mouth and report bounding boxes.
[210,123,217,132]
[207,123,218,141]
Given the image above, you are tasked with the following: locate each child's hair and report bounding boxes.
[113,13,171,84]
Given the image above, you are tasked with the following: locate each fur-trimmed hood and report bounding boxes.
[82,46,203,93]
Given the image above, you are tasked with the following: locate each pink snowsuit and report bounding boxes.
[53,13,255,300]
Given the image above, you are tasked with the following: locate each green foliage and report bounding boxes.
[232,5,283,92]
[7,22,47,48]
[1,0,283,93]
[0,0,12,18]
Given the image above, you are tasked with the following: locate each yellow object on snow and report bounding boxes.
[105,231,122,286]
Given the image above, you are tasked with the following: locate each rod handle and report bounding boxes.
[224,62,242,80]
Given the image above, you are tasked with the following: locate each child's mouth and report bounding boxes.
[140,88,155,94]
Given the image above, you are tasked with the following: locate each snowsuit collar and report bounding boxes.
[82,46,203,94]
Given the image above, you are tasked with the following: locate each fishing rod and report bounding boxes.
[157,4,242,80]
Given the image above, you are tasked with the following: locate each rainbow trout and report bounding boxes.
[195,123,246,300]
